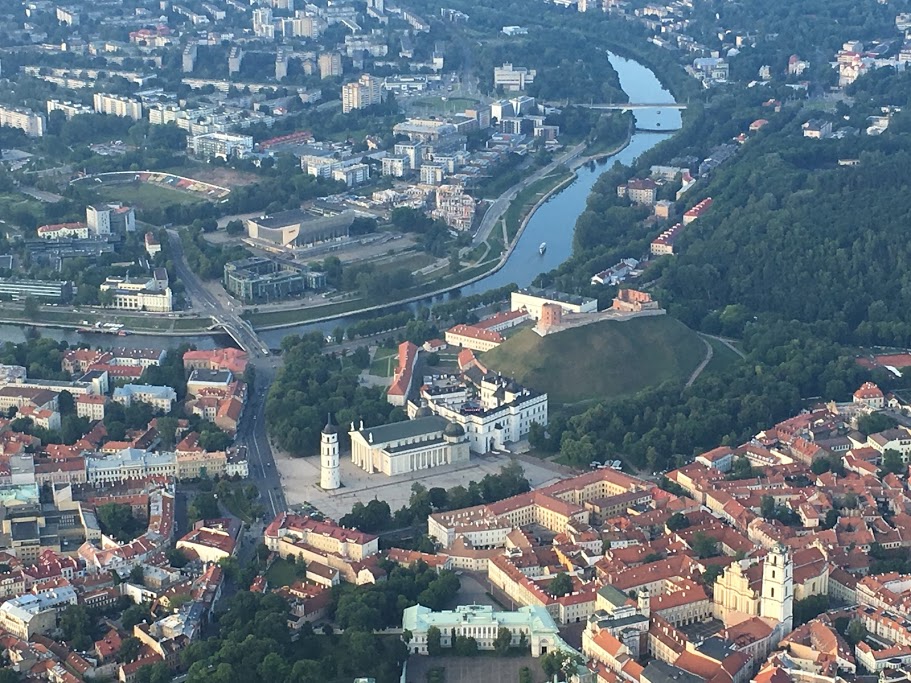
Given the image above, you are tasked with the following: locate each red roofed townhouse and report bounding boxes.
[618,178,658,205]
[444,323,504,352]
[182,348,249,376]
[682,198,713,225]
[387,341,418,406]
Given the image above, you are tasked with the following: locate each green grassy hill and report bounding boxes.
[481,315,708,404]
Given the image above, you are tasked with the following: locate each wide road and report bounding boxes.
[234,360,288,520]
[166,229,268,356]
[473,141,586,246]
[167,229,287,518]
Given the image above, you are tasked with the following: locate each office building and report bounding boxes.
[0,106,46,137]
[332,163,370,186]
[224,257,325,302]
[0,279,71,302]
[494,63,537,91]
[189,132,253,160]
[93,93,143,120]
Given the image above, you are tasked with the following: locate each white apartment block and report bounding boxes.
[93,93,143,120]
[341,74,383,113]
[0,106,46,137]
[46,99,93,120]
[189,132,253,160]
[332,163,370,186]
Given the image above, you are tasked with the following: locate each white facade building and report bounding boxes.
[349,415,469,476]
[510,288,598,320]
[93,93,143,120]
[0,106,46,137]
[403,604,569,657]
[112,384,177,412]
[422,374,548,454]
[320,415,341,490]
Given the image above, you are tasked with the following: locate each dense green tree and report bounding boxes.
[882,449,905,476]
[427,626,442,656]
[547,573,573,598]
[122,604,150,630]
[189,492,220,523]
[96,503,144,543]
[495,627,514,655]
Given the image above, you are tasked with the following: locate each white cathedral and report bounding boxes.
[713,544,793,640]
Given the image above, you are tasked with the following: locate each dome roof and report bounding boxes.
[322,413,338,435]
[443,422,465,438]
[416,406,433,418]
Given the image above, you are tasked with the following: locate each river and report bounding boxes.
[0,52,680,351]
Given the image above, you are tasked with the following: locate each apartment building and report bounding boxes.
[46,100,93,120]
[318,52,343,79]
[0,106,46,137]
[112,384,177,412]
[189,132,253,160]
[341,74,383,113]
[93,93,143,120]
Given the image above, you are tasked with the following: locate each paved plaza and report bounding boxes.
[405,656,548,683]
[275,447,564,520]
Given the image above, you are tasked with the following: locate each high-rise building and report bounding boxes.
[341,74,383,113]
[86,203,136,235]
[320,415,340,490]
[253,8,274,37]
[318,52,343,79]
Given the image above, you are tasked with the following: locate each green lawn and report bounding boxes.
[369,345,399,377]
[245,297,367,327]
[701,335,744,376]
[412,96,479,114]
[93,182,205,211]
[265,558,305,588]
[481,315,707,404]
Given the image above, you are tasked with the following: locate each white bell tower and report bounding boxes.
[760,544,793,632]
[320,413,340,490]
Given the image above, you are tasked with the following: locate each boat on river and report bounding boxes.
[539,242,547,255]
